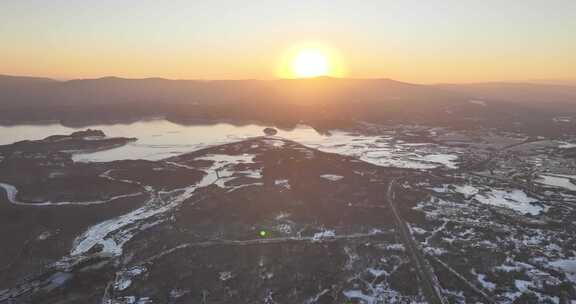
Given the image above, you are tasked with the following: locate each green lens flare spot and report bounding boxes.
[259,230,267,237]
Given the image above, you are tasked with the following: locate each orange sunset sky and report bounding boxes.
[1,0,575,83]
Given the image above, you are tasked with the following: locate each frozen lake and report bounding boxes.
[0,120,326,161]
[0,119,460,169]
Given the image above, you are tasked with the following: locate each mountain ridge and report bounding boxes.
[0,74,574,136]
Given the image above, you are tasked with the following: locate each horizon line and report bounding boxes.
[2,73,576,86]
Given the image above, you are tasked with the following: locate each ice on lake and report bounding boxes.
[0,119,460,169]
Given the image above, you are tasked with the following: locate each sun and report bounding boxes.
[277,43,346,79]
[291,50,329,78]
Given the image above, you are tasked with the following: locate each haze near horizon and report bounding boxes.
[1,0,576,83]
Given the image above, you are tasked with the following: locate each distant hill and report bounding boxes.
[0,75,574,135]
[0,74,57,85]
[0,75,458,106]
[0,74,58,96]
[525,79,576,86]
[435,82,576,107]
[2,75,574,108]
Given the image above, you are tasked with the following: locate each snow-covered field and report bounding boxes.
[549,259,576,283]
[432,184,546,215]
[475,189,544,215]
[284,129,460,169]
[537,174,576,191]
[558,142,576,149]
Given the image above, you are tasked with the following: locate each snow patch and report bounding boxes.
[274,179,291,189]
[320,174,344,181]
[114,266,146,292]
[469,99,487,106]
[475,189,544,215]
[312,230,336,241]
[549,259,576,283]
[537,174,576,191]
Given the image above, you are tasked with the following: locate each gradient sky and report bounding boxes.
[1,0,575,83]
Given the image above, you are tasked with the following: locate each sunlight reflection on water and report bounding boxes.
[0,119,459,169]
[0,120,327,162]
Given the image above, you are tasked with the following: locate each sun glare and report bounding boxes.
[291,50,329,78]
[277,43,346,79]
